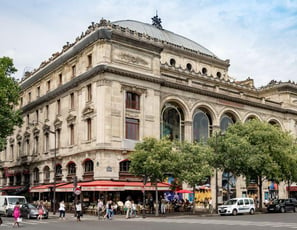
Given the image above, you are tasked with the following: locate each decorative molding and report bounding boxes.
[54,118,63,130]
[97,79,112,87]
[16,134,22,142]
[23,131,30,140]
[117,52,148,66]
[9,137,15,144]
[66,114,77,126]
[121,84,148,97]
[82,105,95,118]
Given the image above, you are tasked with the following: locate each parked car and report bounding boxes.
[20,203,48,219]
[218,198,255,216]
[0,196,27,216]
[267,198,297,213]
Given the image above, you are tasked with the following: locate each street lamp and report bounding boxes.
[31,121,57,215]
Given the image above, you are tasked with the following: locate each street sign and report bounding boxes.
[74,187,81,195]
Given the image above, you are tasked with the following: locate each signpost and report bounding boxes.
[74,187,81,196]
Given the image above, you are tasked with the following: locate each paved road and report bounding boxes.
[1,212,297,229]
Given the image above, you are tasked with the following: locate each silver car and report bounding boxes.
[20,203,49,219]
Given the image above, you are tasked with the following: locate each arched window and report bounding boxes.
[68,162,76,175]
[193,110,211,142]
[84,159,94,173]
[55,164,62,176]
[33,167,39,183]
[220,114,235,132]
[119,160,131,172]
[161,103,184,141]
[43,166,50,181]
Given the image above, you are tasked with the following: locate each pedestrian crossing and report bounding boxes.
[119,217,297,229]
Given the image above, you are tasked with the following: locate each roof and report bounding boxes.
[112,20,217,57]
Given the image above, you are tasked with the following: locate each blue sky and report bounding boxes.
[0,0,296,87]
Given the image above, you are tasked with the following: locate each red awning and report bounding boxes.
[0,186,24,191]
[287,186,297,191]
[30,183,67,193]
[55,180,171,192]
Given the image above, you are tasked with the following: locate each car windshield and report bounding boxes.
[224,199,238,205]
[28,204,37,209]
[8,198,27,205]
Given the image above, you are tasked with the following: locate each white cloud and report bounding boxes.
[0,0,296,87]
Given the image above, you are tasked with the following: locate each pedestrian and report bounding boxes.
[124,197,132,219]
[75,201,82,222]
[208,198,213,214]
[59,200,66,220]
[97,199,104,219]
[13,201,21,228]
[160,196,167,215]
[103,200,112,220]
[37,201,44,220]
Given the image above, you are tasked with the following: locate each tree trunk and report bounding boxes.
[258,176,263,210]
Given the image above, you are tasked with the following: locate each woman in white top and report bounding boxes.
[59,200,66,219]
[75,201,82,222]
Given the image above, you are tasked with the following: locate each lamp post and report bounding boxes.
[30,121,57,215]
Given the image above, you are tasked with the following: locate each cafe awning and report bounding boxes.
[55,180,171,192]
[30,183,67,193]
[0,185,24,191]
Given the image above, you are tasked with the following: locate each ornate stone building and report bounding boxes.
[1,16,297,207]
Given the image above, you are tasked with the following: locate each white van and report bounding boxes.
[218,198,255,216]
[0,195,27,216]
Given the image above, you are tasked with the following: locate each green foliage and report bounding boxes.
[175,141,214,188]
[129,137,178,183]
[0,57,23,150]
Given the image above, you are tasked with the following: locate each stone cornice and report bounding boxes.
[21,64,297,117]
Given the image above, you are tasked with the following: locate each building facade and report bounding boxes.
[1,16,297,207]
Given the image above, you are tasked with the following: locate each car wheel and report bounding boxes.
[232,209,237,216]
[280,207,285,213]
[249,208,255,215]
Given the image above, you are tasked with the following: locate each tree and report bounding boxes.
[175,141,214,213]
[129,137,178,216]
[209,120,296,209]
[0,57,23,150]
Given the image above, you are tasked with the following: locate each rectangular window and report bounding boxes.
[57,99,61,115]
[57,129,61,148]
[36,110,39,123]
[72,65,76,78]
[28,92,31,102]
[45,105,49,119]
[87,84,92,101]
[59,73,62,85]
[20,97,23,107]
[47,80,51,91]
[87,119,92,140]
[27,114,30,126]
[37,86,40,97]
[70,93,74,109]
[45,133,49,152]
[87,54,92,68]
[70,124,74,145]
[34,136,39,155]
[125,118,139,140]
[126,92,140,110]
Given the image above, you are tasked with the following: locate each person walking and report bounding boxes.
[59,200,66,220]
[37,201,44,220]
[97,199,104,219]
[124,197,132,219]
[75,201,82,222]
[13,202,21,228]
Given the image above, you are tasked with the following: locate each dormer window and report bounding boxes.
[170,58,176,66]
[217,72,222,78]
[202,67,207,75]
[186,63,192,71]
